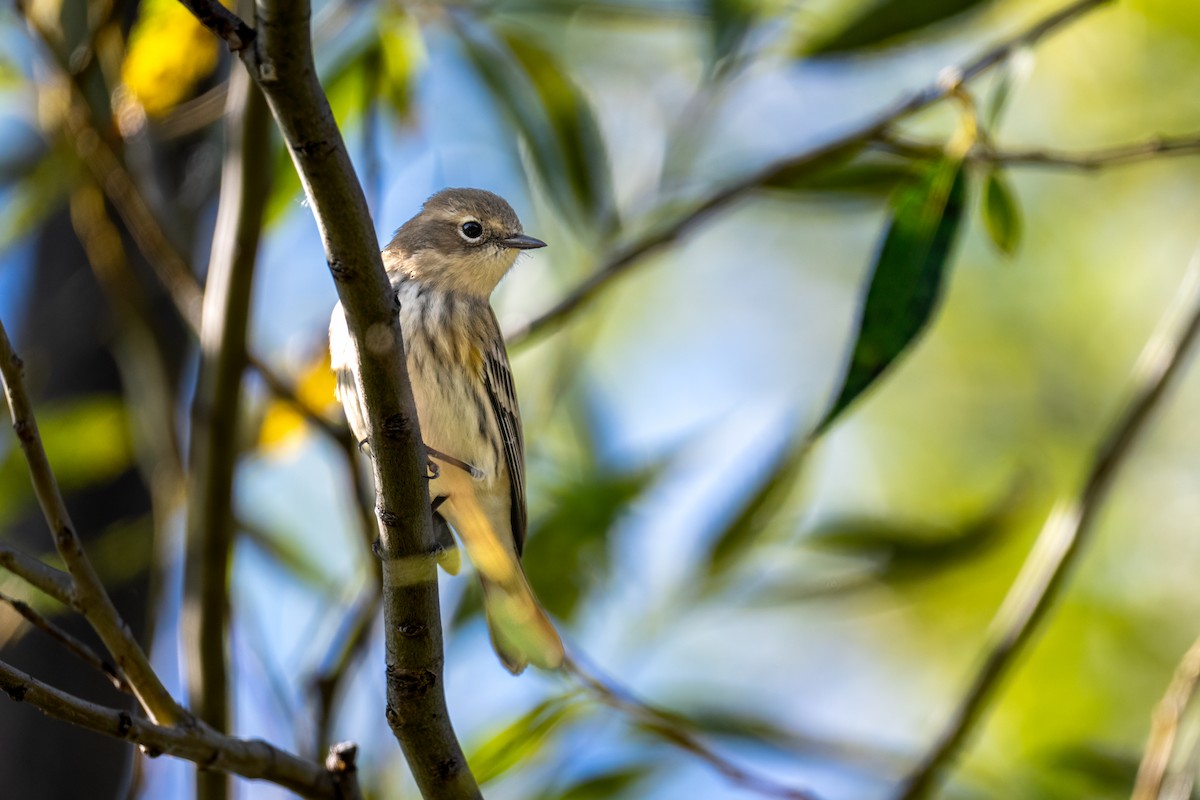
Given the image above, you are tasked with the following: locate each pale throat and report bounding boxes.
[385,248,518,298]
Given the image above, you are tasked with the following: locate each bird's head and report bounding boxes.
[383,187,546,296]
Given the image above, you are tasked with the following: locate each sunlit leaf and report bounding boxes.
[804,0,994,55]
[456,18,613,230]
[378,9,424,120]
[982,168,1022,256]
[257,346,339,453]
[0,397,134,521]
[469,694,581,784]
[815,155,968,433]
[121,0,223,116]
[704,435,810,582]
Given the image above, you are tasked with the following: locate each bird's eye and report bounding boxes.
[460,221,484,241]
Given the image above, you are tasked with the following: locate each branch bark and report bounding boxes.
[505,0,1114,347]
[178,1,480,796]
[0,317,189,727]
[183,62,273,800]
[895,259,1200,799]
[0,657,350,799]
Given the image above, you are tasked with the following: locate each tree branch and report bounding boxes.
[895,258,1200,799]
[0,590,130,694]
[505,0,1114,347]
[0,543,75,607]
[179,0,480,795]
[183,61,273,800]
[0,317,189,727]
[876,131,1200,170]
[0,657,352,799]
[1132,633,1200,800]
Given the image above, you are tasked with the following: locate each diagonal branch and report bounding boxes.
[0,590,130,694]
[506,0,1114,346]
[0,317,189,727]
[0,543,75,607]
[895,258,1200,800]
[0,657,355,799]
[1132,633,1200,800]
[876,131,1200,170]
[178,1,480,796]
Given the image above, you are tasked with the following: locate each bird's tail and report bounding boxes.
[437,473,563,674]
[481,568,564,674]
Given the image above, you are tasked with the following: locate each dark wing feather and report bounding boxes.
[480,311,527,556]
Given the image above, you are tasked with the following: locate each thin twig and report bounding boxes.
[563,656,822,800]
[183,62,273,800]
[0,543,75,607]
[1132,634,1200,800]
[0,317,190,727]
[0,590,131,694]
[312,584,382,756]
[180,0,480,796]
[0,657,347,799]
[876,131,1200,170]
[895,257,1200,800]
[506,0,1114,346]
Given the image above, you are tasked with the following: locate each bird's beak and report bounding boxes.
[498,234,547,250]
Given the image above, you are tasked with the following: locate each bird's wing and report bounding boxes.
[480,310,527,556]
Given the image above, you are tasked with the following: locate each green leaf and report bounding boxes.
[456,19,613,231]
[767,152,921,199]
[0,396,134,508]
[541,766,654,800]
[524,464,658,620]
[704,435,811,582]
[469,694,581,784]
[815,156,968,433]
[982,168,1022,256]
[378,9,424,120]
[709,0,758,69]
[805,0,994,55]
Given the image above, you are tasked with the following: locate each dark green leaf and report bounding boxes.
[704,435,811,582]
[709,0,758,69]
[456,18,613,230]
[982,168,1022,256]
[469,694,580,784]
[805,0,994,55]
[524,465,658,620]
[767,153,921,199]
[815,156,968,433]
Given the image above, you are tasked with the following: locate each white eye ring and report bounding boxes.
[459,219,484,242]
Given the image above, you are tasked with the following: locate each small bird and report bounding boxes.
[329,188,564,674]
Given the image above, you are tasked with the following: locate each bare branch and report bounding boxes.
[895,258,1200,799]
[174,0,255,52]
[506,0,1114,346]
[876,131,1200,170]
[0,318,189,727]
[183,60,274,800]
[0,590,130,694]
[177,0,481,794]
[0,543,75,607]
[0,657,346,799]
[1133,634,1200,800]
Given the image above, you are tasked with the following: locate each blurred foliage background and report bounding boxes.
[2,0,1200,798]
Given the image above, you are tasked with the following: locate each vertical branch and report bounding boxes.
[0,319,188,726]
[178,1,481,796]
[183,63,272,800]
[896,261,1200,800]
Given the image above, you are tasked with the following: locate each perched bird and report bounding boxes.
[329,188,563,674]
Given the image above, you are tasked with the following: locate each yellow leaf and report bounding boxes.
[120,0,223,117]
[257,346,340,453]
